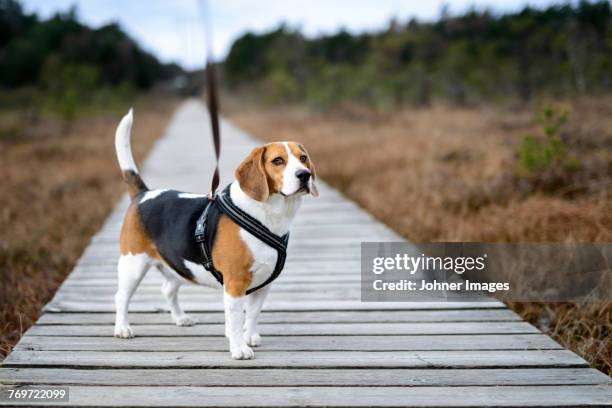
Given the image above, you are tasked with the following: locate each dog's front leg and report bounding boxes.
[224,290,254,360]
[244,285,270,347]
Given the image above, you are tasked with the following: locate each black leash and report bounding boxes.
[200,0,220,198]
[206,61,221,198]
[194,186,290,295]
[195,1,290,294]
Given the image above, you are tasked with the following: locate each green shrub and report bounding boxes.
[39,55,99,125]
[263,68,299,103]
[517,106,579,176]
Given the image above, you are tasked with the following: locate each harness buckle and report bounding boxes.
[195,234,206,243]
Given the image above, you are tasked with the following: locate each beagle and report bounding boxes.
[113,109,317,359]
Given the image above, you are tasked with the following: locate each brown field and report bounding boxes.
[228,97,611,374]
[0,96,178,358]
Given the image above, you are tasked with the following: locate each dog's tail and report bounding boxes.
[115,109,148,199]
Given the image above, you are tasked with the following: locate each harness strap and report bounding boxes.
[194,185,289,295]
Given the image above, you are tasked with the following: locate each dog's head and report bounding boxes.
[235,142,318,202]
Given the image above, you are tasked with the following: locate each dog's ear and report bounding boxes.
[298,143,319,197]
[235,146,269,202]
[309,162,319,197]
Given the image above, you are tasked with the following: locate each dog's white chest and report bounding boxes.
[240,229,278,289]
[229,183,302,290]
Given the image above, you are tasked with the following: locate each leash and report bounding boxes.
[206,62,221,198]
[200,0,220,199]
[195,2,290,294]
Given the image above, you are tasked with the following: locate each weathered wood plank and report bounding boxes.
[54,284,352,294]
[50,285,366,296]
[25,322,538,337]
[13,334,562,352]
[65,264,363,274]
[49,294,494,306]
[49,292,486,303]
[2,385,611,407]
[4,349,587,368]
[91,224,394,239]
[35,309,522,325]
[1,368,608,387]
[43,300,506,313]
[80,250,361,258]
[59,278,361,287]
[93,217,379,230]
[69,263,365,274]
[50,296,381,306]
[79,242,367,253]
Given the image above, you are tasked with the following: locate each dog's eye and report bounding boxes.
[299,155,307,163]
[272,157,285,165]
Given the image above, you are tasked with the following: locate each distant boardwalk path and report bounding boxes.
[1,99,610,407]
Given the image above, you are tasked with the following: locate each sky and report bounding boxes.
[22,0,564,70]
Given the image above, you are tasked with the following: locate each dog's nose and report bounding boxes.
[296,169,311,183]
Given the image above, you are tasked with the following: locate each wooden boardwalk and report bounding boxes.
[1,99,610,407]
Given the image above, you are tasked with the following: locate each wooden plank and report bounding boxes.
[59,278,361,287]
[75,252,367,260]
[1,368,608,387]
[50,286,366,297]
[4,349,587,368]
[79,242,367,253]
[50,295,503,306]
[91,224,393,239]
[62,269,364,277]
[1,385,610,407]
[95,212,379,226]
[61,272,360,280]
[25,322,539,337]
[44,300,506,313]
[83,241,371,251]
[35,309,522,325]
[52,282,365,293]
[49,293,489,304]
[67,261,364,271]
[13,334,563,352]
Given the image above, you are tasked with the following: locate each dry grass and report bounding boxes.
[228,97,612,374]
[0,95,178,358]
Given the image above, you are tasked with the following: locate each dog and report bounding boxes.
[113,109,317,359]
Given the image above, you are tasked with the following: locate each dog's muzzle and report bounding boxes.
[296,169,311,193]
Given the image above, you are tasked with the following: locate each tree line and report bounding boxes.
[223,1,612,106]
[0,0,181,90]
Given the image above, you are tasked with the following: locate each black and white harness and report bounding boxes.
[194,185,290,295]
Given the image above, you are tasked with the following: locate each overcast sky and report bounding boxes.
[22,0,563,70]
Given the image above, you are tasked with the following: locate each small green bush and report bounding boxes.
[517,106,579,176]
[263,68,300,103]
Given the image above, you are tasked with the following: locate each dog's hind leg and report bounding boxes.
[160,274,197,327]
[114,253,151,338]
[244,285,271,347]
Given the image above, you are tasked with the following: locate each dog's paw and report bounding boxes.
[245,333,261,347]
[230,344,255,360]
[175,315,197,327]
[114,325,135,339]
